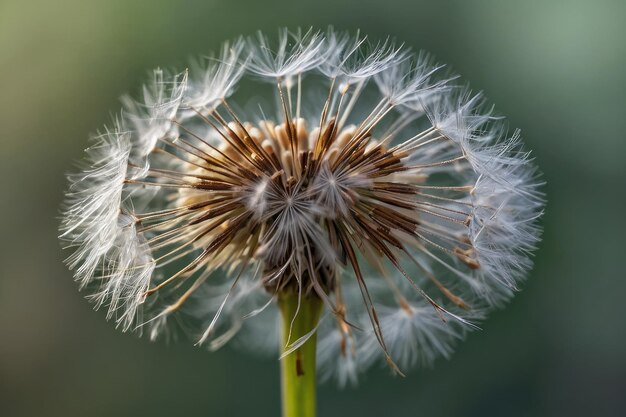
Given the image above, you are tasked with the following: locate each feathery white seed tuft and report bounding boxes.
[60,28,544,383]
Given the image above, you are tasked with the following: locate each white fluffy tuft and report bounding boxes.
[61,28,544,384]
[246,28,326,79]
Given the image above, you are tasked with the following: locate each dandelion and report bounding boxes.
[60,28,544,417]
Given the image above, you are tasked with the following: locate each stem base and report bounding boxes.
[278,293,323,417]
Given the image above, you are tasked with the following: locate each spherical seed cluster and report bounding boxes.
[60,28,544,385]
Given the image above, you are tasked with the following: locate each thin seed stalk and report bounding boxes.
[278,292,323,417]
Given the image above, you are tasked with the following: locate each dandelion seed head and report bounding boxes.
[60,28,544,382]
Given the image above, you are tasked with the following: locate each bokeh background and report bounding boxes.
[1,0,624,416]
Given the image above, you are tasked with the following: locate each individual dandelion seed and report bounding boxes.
[60,28,544,417]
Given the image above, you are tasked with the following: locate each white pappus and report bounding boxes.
[60,28,544,385]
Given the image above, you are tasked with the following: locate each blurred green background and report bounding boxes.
[1,0,624,416]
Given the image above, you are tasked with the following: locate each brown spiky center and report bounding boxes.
[171,115,393,295]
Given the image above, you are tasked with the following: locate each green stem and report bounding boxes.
[278,293,323,417]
